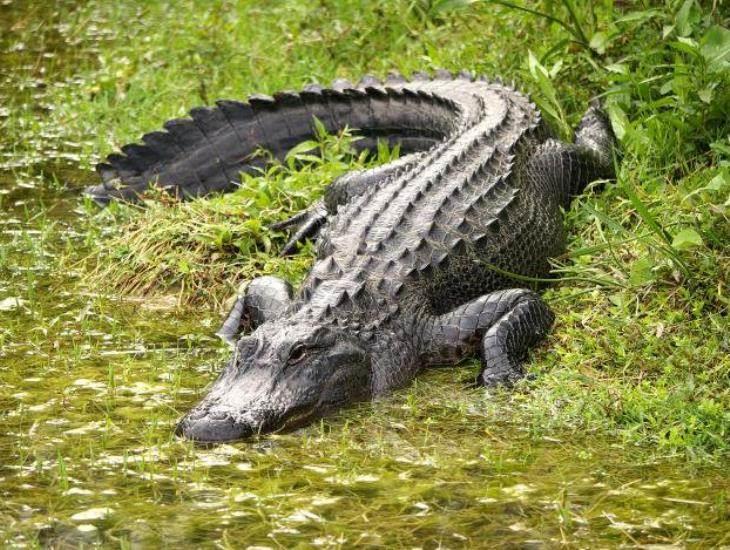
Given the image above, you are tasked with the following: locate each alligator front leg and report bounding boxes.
[216,276,293,345]
[270,200,328,256]
[424,289,555,386]
[272,152,424,255]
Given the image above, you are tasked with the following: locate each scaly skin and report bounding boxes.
[89,71,616,442]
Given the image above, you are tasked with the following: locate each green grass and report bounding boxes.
[65,0,729,459]
[1,0,728,546]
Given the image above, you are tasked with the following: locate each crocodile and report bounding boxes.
[87,70,615,442]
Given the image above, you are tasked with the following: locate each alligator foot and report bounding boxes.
[426,289,554,387]
[477,291,554,387]
[270,200,328,256]
[216,276,293,345]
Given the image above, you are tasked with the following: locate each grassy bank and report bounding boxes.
[1,0,729,545]
[6,0,730,461]
[64,0,729,461]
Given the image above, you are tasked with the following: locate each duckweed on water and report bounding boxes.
[1,0,728,547]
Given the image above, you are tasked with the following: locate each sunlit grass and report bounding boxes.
[0,0,728,547]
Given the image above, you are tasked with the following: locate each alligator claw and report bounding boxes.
[272,200,328,256]
[269,208,310,230]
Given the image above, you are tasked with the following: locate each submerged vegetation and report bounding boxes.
[1,0,728,546]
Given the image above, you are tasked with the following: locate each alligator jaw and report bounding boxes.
[175,409,258,443]
[175,401,330,442]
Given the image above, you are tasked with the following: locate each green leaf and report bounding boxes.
[430,0,478,13]
[629,256,656,286]
[671,228,704,251]
[614,9,662,24]
[285,140,319,161]
[589,32,609,55]
[312,116,327,140]
[604,63,628,74]
[527,50,568,136]
[659,79,674,95]
[683,171,730,200]
[700,25,730,72]
[697,88,713,104]
[606,102,629,141]
[706,171,730,192]
[608,292,625,307]
[675,0,696,38]
[623,184,672,245]
[670,38,700,57]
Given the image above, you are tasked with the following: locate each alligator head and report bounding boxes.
[176,319,373,442]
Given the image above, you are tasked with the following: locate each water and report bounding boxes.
[1,1,727,547]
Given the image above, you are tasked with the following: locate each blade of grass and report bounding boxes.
[483,0,589,48]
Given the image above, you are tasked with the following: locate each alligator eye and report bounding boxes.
[288,344,307,364]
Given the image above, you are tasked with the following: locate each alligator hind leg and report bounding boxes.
[216,276,292,345]
[478,291,555,386]
[426,289,554,386]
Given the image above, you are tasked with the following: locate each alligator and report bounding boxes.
[87,70,615,442]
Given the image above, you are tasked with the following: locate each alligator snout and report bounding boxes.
[175,409,256,442]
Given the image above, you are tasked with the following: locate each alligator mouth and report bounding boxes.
[175,402,321,443]
[275,403,322,434]
[175,410,256,443]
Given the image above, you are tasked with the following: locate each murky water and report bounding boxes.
[1,1,727,547]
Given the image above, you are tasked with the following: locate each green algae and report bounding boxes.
[1,0,728,547]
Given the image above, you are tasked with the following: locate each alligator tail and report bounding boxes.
[87,72,482,204]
